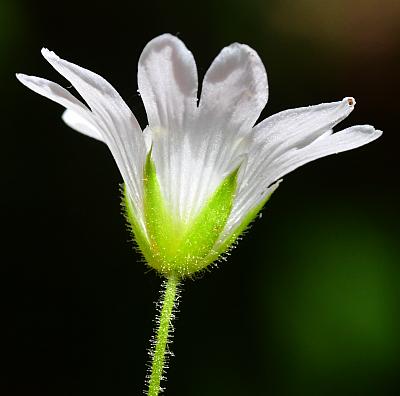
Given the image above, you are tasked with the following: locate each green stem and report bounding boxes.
[147,274,180,396]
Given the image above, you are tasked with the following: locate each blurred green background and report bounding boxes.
[1,0,399,395]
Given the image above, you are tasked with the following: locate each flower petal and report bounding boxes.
[16,73,90,116]
[226,98,356,228]
[177,43,267,221]
[222,98,381,244]
[16,74,103,142]
[266,125,382,185]
[40,48,142,139]
[252,97,356,161]
[21,50,147,232]
[198,42,268,137]
[137,33,198,133]
[62,109,103,141]
[137,34,203,223]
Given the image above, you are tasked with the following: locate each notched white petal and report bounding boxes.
[19,49,147,236]
[238,97,360,209]
[266,125,382,186]
[227,96,380,246]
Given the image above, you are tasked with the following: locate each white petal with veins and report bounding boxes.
[221,98,362,240]
[18,51,147,233]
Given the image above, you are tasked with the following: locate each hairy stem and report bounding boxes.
[147,274,180,396]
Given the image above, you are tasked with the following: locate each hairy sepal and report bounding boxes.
[205,186,279,264]
[122,185,154,265]
[142,151,238,277]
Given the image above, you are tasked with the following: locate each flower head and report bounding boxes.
[17,34,381,278]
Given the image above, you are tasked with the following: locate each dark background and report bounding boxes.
[1,0,399,395]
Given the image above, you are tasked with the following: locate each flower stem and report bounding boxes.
[147,274,180,396]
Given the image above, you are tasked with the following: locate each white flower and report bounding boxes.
[17,34,382,277]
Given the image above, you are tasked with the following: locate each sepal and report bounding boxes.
[205,183,280,264]
[125,151,239,278]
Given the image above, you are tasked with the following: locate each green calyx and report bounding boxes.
[143,150,238,277]
[123,151,278,279]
